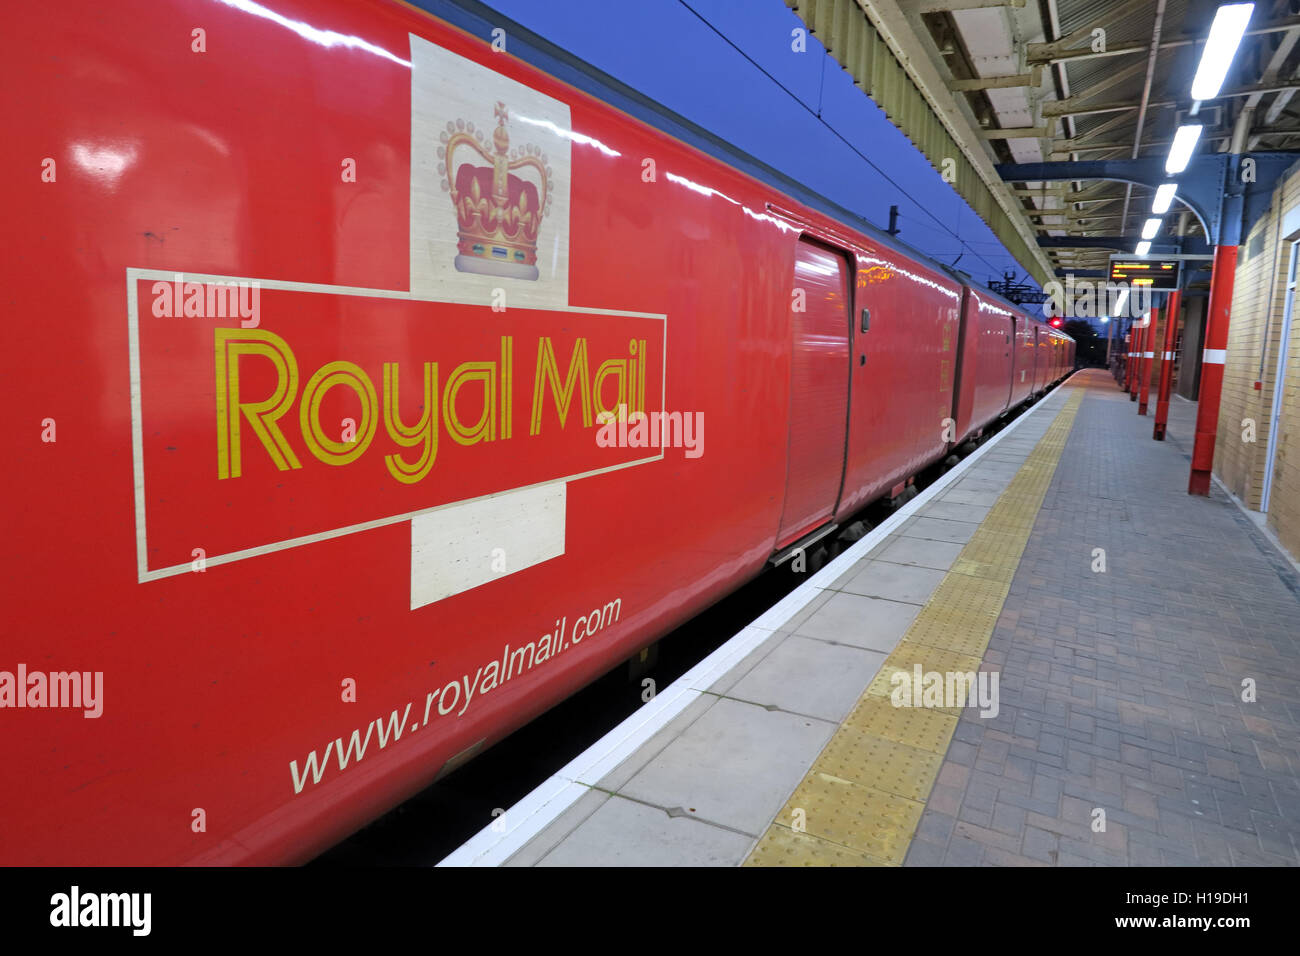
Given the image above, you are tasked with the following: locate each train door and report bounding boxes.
[1033,326,1044,392]
[776,238,851,549]
[1011,314,1033,405]
[1003,313,1016,410]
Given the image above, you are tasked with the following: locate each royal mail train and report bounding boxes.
[1,0,1073,864]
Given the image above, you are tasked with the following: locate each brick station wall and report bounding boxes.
[1214,159,1300,558]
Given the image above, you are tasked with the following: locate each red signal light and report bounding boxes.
[1050,317,1063,327]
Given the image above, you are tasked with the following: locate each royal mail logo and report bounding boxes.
[122,37,623,607]
[441,102,554,280]
[126,270,665,585]
[410,35,572,309]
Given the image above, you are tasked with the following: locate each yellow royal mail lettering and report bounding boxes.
[215,330,649,483]
[300,361,378,466]
[132,269,664,579]
[215,328,301,479]
[444,361,497,445]
[382,361,439,485]
[530,336,591,435]
[530,337,645,435]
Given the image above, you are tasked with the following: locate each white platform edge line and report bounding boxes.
[435,372,1085,867]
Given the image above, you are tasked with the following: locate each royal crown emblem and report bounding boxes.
[438,101,553,280]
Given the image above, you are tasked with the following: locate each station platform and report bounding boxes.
[441,369,1300,867]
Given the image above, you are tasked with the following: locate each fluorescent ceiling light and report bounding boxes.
[1135,241,1152,256]
[1166,124,1203,174]
[1191,3,1255,101]
[1141,218,1162,240]
[1153,183,1178,214]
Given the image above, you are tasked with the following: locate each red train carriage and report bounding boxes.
[0,0,1071,864]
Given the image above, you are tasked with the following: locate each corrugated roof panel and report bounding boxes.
[787,0,1051,284]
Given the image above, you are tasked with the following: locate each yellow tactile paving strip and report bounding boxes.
[744,390,1085,866]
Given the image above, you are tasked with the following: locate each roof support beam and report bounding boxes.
[1116,0,1167,237]
[1213,79,1300,101]
[980,126,1052,139]
[1039,82,1300,121]
[996,154,1300,246]
[1027,14,1300,65]
[1038,235,1213,254]
[1027,195,1127,212]
[1064,57,1148,104]
[1061,214,1132,223]
[1042,96,1173,119]
[1024,0,1153,63]
[1030,42,1147,66]
[1065,182,1128,203]
[1245,24,1300,150]
[1052,112,1134,155]
[1260,28,1300,130]
[1054,133,1233,155]
[998,158,1222,239]
[1038,236,1146,248]
[949,68,1040,91]
[914,0,1026,11]
[1263,88,1299,126]
[1026,208,1132,222]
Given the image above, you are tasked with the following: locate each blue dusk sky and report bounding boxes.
[477,0,1037,286]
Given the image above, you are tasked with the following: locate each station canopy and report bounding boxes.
[787,0,1300,287]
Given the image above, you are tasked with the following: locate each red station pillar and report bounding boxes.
[1123,331,1130,391]
[1188,245,1239,495]
[1138,304,1160,415]
[1128,322,1141,401]
[1122,331,1132,389]
[1153,289,1182,440]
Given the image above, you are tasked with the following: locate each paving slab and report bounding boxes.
[535,795,754,866]
[793,590,922,650]
[838,561,948,606]
[875,535,965,570]
[728,634,887,722]
[617,697,838,836]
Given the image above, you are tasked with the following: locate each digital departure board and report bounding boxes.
[1108,258,1181,289]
